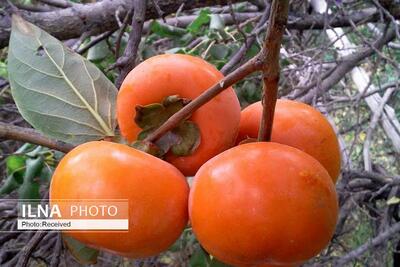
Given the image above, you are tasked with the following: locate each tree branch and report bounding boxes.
[16,231,47,267]
[299,26,396,103]
[333,221,400,266]
[220,7,270,75]
[0,122,74,153]
[0,0,243,49]
[115,0,147,88]
[76,30,115,54]
[257,0,288,141]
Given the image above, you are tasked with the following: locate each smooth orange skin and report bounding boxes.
[117,54,241,176]
[237,100,341,182]
[189,142,338,266]
[50,141,189,258]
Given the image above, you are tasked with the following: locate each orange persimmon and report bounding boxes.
[189,142,338,266]
[237,100,341,182]
[117,54,241,176]
[50,141,189,258]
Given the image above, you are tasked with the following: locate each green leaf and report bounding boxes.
[209,44,230,60]
[25,145,42,158]
[187,9,211,34]
[87,40,111,61]
[6,155,26,177]
[190,246,209,267]
[0,154,27,196]
[18,156,44,200]
[0,174,22,196]
[150,21,187,38]
[143,46,157,59]
[0,61,8,79]
[15,143,34,154]
[210,14,225,31]
[63,235,99,265]
[209,257,230,267]
[233,2,249,12]
[245,43,260,59]
[39,165,53,183]
[8,15,117,145]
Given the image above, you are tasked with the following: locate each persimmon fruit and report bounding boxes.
[189,142,338,266]
[50,141,189,258]
[237,99,341,182]
[117,54,241,176]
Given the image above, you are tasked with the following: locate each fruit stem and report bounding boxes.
[257,0,289,142]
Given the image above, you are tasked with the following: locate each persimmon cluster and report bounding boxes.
[50,55,340,267]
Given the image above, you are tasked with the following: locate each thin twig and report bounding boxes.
[228,2,248,45]
[76,30,115,54]
[16,231,47,267]
[115,9,133,59]
[299,26,396,103]
[363,87,395,171]
[221,6,270,75]
[71,31,90,52]
[257,0,289,141]
[0,122,75,153]
[49,233,63,267]
[115,0,147,88]
[344,170,400,185]
[151,0,166,22]
[333,221,400,266]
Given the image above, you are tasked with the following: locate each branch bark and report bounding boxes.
[0,122,74,153]
[114,0,147,88]
[0,0,243,49]
[2,1,400,49]
[257,0,288,141]
[16,231,47,267]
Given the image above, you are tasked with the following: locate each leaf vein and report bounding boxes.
[35,37,113,136]
[10,49,64,79]
[82,59,98,113]
[22,107,105,133]
[12,78,87,109]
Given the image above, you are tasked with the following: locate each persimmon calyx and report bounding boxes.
[131,95,201,157]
